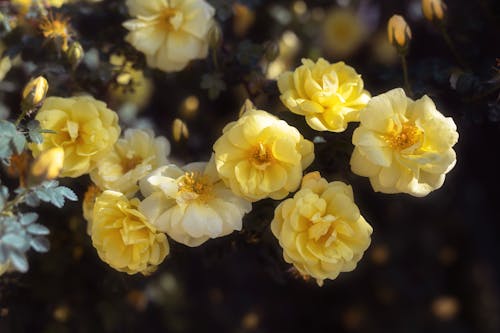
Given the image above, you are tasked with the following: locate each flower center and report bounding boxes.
[121,156,143,173]
[386,123,422,150]
[159,8,182,31]
[178,172,212,197]
[250,143,273,169]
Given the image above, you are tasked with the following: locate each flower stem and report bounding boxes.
[400,55,413,98]
[439,24,469,70]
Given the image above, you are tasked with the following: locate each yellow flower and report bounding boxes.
[30,96,121,178]
[108,54,153,110]
[123,0,215,72]
[278,58,371,132]
[29,147,64,183]
[139,159,252,247]
[387,15,411,49]
[271,172,373,286]
[422,0,446,22]
[350,88,459,197]
[91,190,169,275]
[213,108,314,201]
[12,0,67,13]
[90,128,170,197]
[82,184,101,234]
[39,12,73,52]
[322,8,367,58]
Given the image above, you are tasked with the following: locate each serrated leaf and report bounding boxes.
[26,223,49,236]
[28,131,43,144]
[9,250,28,273]
[50,191,65,208]
[20,212,38,226]
[30,237,49,253]
[12,133,26,154]
[1,234,29,250]
[57,186,78,201]
[34,188,51,202]
[25,193,41,207]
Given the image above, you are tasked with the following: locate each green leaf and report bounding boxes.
[19,212,38,226]
[2,234,29,250]
[12,132,26,154]
[9,250,28,273]
[30,237,49,253]
[57,186,78,201]
[26,223,49,236]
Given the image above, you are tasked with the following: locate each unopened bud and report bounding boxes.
[263,41,280,62]
[422,0,446,23]
[172,118,189,142]
[22,76,48,109]
[387,15,412,52]
[239,99,255,118]
[29,147,64,184]
[208,23,223,49]
[66,41,84,69]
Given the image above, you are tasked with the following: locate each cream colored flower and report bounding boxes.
[350,88,458,197]
[213,108,314,201]
[139,159,252,247]
[123,0,215,72]
[278,58,371,132]
[271,172,372,286]
[90,128,170,197]
[322,8,367,58]
[91,190,169,275]
[29,96,121,178]
[108,54,153,110]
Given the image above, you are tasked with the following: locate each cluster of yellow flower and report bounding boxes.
[23,0,458,286]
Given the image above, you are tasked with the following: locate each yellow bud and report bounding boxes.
[387,15,412,51]
[22,76,48,108]
[66,41,84,69]
[208,23,223,49]
[29,147,65,184]
[172,118,189,142]
[422,0,446,23]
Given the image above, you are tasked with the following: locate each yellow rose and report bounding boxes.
[213,108,314,201]
[91,191,169,275]
[108,54,153,110]
[271,172,373,286]
[278,58,371,132]
[30,96,121,178]
[82,184,101,235]
[322,8,367,58]
[90,128,170,197]
[29,147,64,184]
[123,0,215,72]
[350,88,459,197]
[139,159,252,247]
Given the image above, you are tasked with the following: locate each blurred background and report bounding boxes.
[1,0,499,332]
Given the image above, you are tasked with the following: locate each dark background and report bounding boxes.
[1,0,499,332]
